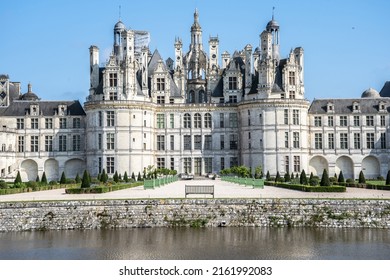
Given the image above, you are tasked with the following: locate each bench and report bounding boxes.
[185,185,214,198]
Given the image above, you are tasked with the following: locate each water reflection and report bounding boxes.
[0,228,389,260]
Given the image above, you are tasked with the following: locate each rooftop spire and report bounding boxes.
[272,6,275,20]
[119,5,121,20]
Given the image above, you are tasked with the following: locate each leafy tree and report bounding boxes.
[284,171,291,182]
[14,171,22,184]
[266,171,271,181]
[36,175,40,182]
[358,171,366,184]
[75,173,81,183]
[81,170,90,188]
[113,171,119,183]
[300,170,308,185]
[386,170,390,185]
[124,171,129,183]
[60,171,67,184]
[138,172,142,181]
[320,168,331,186]
[255,166,263,179]
[275,171,281,182]
[338,171,345,183]
[41,172,48,185]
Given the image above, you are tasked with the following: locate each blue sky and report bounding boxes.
[1,0,390,102]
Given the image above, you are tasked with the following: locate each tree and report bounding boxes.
[97,173,101,181]
[386,170,390,185]
[124,171,129,183]
[41,172,48,185]
[359,171,366,184]
[36,175,40,182]
[113,171,119,183]
[284,171,291,182]
[309,172,314,182]
[132,172,136,181]
[81,170,90,188]
[300,170,308,185]
[100,169,108,183]
[266,171,271,181]
[255,166,263,179]
[275,171,281,182]
[138,172,142,181]
[338,171,345,183]
[320,168,331,186]
[14,171,22,184]
[60,171,67,184]
[119,173,122,181]
[75,173,81,183]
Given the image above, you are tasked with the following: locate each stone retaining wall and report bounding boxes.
[1,199,390,232]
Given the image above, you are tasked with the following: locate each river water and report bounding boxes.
[0,227,389,260]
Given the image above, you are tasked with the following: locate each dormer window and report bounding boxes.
[58,105,67,116]
[352,102,360,112]
[30,105,39,116]
[156,78,165,91]
[327,102,334,112]
[379,101,386,111]
[228,77,237,90]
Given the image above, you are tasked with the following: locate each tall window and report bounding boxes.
[18,136,24,152]
[219,113,224,128]
[157,96,165,104]
[229,95,237,103]
[106,111,115,126]
[184,135,191,150]
[31,118,39,129]
[289,91,296,99]
[293,132,300,148]
[220,135,225,150]
[170,114,174,128]
[184,113,191,128]
[289,71,296,85]
[293,110,300,125]
[45,118,53,129]
[170,157,175,170]
[59,135,67,152]
[204,158,212,173]
[366,133,375,149]
[366,116,374,126]
[156,78,165,91]
[157,158,165,169]
[354,133,361,149]
[194,135,202,150]
[17,118,24,129]
[105,133,114,150]
[229,134,238,150]
[314,133,323,149]
[73,118,81,128]
[109,92,118,101]
[285,132,289,148]
[293,156,300,173]
[328,116,334,127]
[194,113,201,128]
[98,157,102,174]
[98,134,102,150]
[314,116,322,127]
[109,73,117,87]
[340,133,348,149]
[30,136,39,152]
[328,133,334,149]
[204,113,212,128]
[107,157,115,174]
[353,116,360,126]
[45,136,53,152]
[157,135,165,151]
[285,156,289,173]
[228,77,237,90]
[204,135,212,150]
[98,112,103,126]
[380,115,386,127]
[184,158,192,174]
[340,116,348,127]
[381,133,386,149]
[229,113,238,128]
[59,118,67,129]
[284,109,288,125]
[220,157,225,170]
[170,135,174,150]
[72,135,81,151]
[157,114,165,129]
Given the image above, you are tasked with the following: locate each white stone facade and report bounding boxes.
[1,11,389,181]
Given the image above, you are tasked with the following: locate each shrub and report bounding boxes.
[0,181,9,189]
[60,172,67,184]
[275,171,281,182]
[132,172,136,181]
[81,170,91,188]
[346,178,354,183]
[284,171,291,182]
[137,172,142,181]
[377,176,385,181]
[13,182,26,189]
[26,181,39,189]
[124,171,129,183]
[66,179,76,184]
[113,171,119,183]
[75,173,81,183]
[386,170,390,185]
[320,169,331,186]
[266,171,271,181]
[329,177,337,184]
[359,171,366,184]
[100,169,108,183]
[309,177,319,186]
[36,175,40,182]
[300,170,308,185]
[49,181,58,185]
[14,171,22,184]
[338,171,345,183]
[41,172,48,185]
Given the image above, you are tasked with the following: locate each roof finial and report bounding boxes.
[119,5,121,20]
[272,6,275,20]
[194,8,199,22]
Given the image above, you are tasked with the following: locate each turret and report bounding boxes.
[244,44,252,93]
[89,45,100,95]
[114,21,126,62]
[208,36,219,73]
[221,51,230,69]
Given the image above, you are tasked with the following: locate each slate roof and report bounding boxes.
[0,100,86,116]
[309,98,390,114]
[379,81,390,98]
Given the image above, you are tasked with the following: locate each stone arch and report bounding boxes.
[64,158,85,179]
[309,156,328,176]
[335,156,354,180]
[362,156,380,179]
[20,159,38,182]
[44,159,59,182]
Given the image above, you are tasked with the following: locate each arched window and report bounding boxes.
[184,113,191,128]
[194,113,201,128]
[204,113,212,128]
[188,90,195,103]
[199,90,206,103]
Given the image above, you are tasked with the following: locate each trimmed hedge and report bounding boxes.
[266,181,346,192]
[65,181,143,194]
[0,184,74,196]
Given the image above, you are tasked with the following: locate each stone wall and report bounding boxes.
[1,198,390,232]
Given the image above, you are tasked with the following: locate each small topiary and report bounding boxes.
[81,170,91,188]
[75,173,81,183]
[41,172,48,185]
[284,171,291,182]
[338,171,345,183]
[60,171,67,184]
[266,171,271,181]
[113,171,119,183]
[124,171,129,183]
[275,171,281,182]
[300,170,308,185]
[386,170,390,185]
[14,171,22,184]
[358,171,366,184]
[320,169,331,186]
